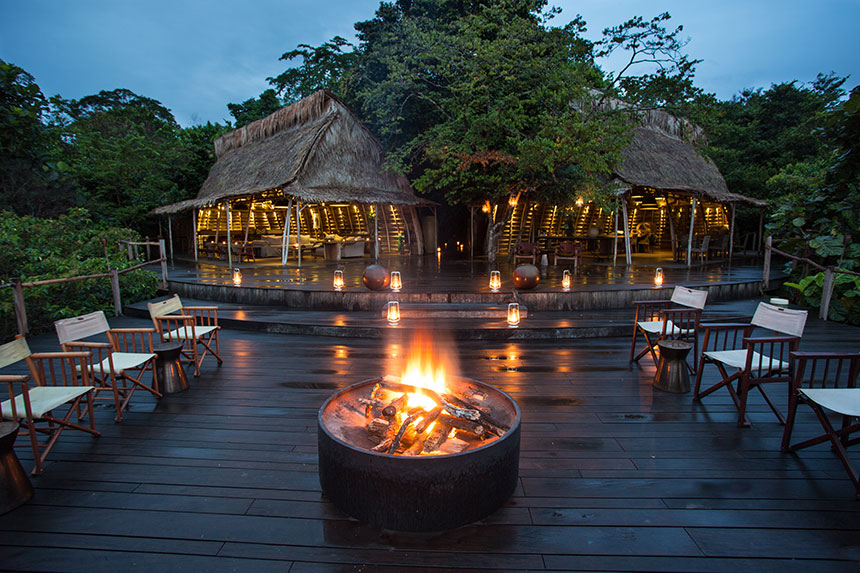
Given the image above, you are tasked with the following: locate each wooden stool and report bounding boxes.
[154,342,189,394]
[654,340,692,393]
[0,421,33,514]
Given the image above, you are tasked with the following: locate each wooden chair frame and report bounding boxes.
[689,235,711,265]
[780,352,860,498]
[630,286,708,370]
[512,241,540,265]
[147,294,222,377]
[553,241,582,272]
[0,337,99,475]
[693,302,807,427]
[55,311,160,423]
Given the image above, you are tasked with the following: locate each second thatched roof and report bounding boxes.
[154,90,420,214]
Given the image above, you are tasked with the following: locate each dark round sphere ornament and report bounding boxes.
[362,264,391,290]
[512,264,540,290]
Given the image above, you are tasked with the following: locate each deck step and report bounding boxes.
[379,303,528,319]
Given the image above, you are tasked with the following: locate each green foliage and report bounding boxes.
[0,208,158,342]
[784,272,860,324]
[227,89,283,128]
[0,59,76,217]
[268,36,359,104]
[49,89,220,232]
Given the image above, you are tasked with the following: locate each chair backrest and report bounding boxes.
[751,302,808,337]
[148,295,184,319]
[670,286,708,310]
[0,337,30,368]
[792,352,860,391]
[517,242,538,254]
[55,311,110,345]
[699,235,711,250]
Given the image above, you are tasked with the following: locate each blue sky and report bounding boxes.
[1,0,857,127]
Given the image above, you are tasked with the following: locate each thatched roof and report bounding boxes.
[591,93,765,207]
[154,90,420,214]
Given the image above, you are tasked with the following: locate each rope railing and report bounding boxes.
[1,239,168,336]
[763,235,858,320]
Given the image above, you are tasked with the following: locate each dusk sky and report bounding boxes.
[2,0,857,127]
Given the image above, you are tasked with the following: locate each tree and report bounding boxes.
[227,89,282,128]
[0,59,74,217]
[51,89,198,231]
[268,36,359,104]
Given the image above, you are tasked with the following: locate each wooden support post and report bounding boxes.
[159,239,168,289]
[297,200,303,268]
[687,198,697,268]
[168,215,174,263]
[470,205,475,260]
[621,198,631,266]
[282,198,293,266]
[763,235,772,289]
[12,278,27,336]
[613,206,619,265]
[192,209,199,263]
[728,203,736,261]
[374,204,380,261]
[110,268,122,316]
[226,201,232,270]
[820,268,835,321]
[127,241,134,261]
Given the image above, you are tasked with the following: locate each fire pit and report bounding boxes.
[318,336,521,531]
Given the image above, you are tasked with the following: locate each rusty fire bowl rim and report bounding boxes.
[318,376,522,459]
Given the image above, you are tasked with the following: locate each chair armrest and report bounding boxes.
[0,374,30,383]
[30,351,92,360]
[109,327,158,334]
[790,351,860,360]
[699,323,754,353]
[155,314,195,324]
[183,306,219,312]
[63,341,113,349]
[698,322,751,331]
[632,300,674,307]
[743,335,801,346]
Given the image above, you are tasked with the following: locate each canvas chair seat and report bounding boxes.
[799,388,860,418]
[637,320,696,337]
[162,325,218,342]
[1,386,94,420]
[78,351,157,376]
[694,302,808,427]
[703,349,790,373]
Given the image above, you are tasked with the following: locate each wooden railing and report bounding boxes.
[1,239,167,336]
[763,235,860,320]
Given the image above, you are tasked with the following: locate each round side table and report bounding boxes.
[154,342,189,394]
[0,420,33,514]
[654,340,693,393]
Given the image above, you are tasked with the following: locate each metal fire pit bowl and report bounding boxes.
[318,377,521,532]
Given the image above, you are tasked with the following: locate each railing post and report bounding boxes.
[763,235,772,289]
[159,239,168,289]
[110,268,123,316]
[11,278,28,336]
[820,268,835,321]
[126,240,134,261]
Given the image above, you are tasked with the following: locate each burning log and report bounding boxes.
[366,417,390,438]
[415,406,442,434]
[442,415,485,438]
[387,410,424,454]
[421,422,449,453]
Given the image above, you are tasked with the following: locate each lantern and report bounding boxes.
[232,268,242,286]
[481,201,491,214]
[575,196,584,207]
[506,303,520,328]
[508,195,518,207]
[333,269,345,291]
[654,267,664,287]
[390,271,402,292]
[489,270,501,292]
[562,269,571,292]
[387,301,401,325]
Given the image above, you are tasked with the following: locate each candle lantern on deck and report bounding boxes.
[390,271,402,292]
[232,268,242,286]
[654,267,664,287]
[387,301,401,325]
[333,269,345,291]
[489,270,501,293]
[561,269,571,292]
[506,303,520,328]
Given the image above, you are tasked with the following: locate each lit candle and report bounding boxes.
[387,301,401,325]
[390,271,402,292]
[507,303,520,328]
[333,269,345,291]
[562,269,571,291]
[489,270,501,292]
[654,267,664,287]
[232,268,242,286]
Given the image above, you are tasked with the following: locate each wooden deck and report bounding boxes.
[1,313,859,571]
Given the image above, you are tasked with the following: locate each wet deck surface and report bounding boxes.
[167,250,772,293]
[1,306,859,571]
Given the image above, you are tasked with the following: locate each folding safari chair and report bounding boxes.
[512,242,540,265]
[780,352,860,499]
[0,337,99,475]
[693,302,808,427]
[630,286,708,371]
[147,294,222,377]
[55,311,160,423]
